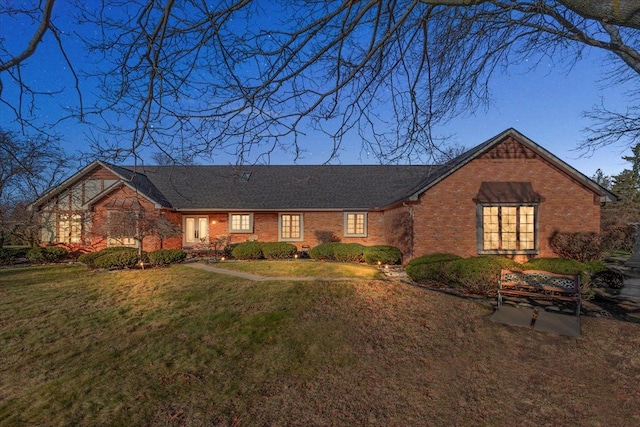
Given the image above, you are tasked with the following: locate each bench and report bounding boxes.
[498,269,581,317]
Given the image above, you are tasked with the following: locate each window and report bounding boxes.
[229,213,253,233]
[59,214,82,244]
[279,213,303,241]
[344,212,367,237]
[480,205,536,252]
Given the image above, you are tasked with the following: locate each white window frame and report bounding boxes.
[344,212,368,237]
[279,213,303,242]
[477,204,538,254]
[229,213,254,233]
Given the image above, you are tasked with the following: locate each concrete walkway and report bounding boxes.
[184,262,368,282]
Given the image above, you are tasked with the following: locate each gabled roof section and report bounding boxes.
[101,162,173,208]
[31,160,173,210]
[406,128,619,203]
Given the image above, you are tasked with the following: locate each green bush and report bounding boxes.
[148,249,187,266]
[521,257,586,275]
[0,247,29,265]
[79,247,142,269]
[231,242,264,260]
[363,245,402,265]
[442,256,520,295]
[522,257,604,298]
[333,243,365,263]
[405,253,462,283]
[26,246,69,264]
[262,242,297,259]
[309,242,341,261]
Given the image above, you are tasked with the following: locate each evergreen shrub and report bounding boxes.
[262,242,297,259]
[332,243,365,262]
[442,256,520,295]
[309,242,341,260]
[231,242,264,260]
[363,245,402,265]
[405,253,462,283]
[147,249,187,266]
[26,246,69,264]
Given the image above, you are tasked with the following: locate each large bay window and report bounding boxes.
[475,182,542,254]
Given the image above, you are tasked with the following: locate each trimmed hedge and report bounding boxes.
[0,247,30,265]
[148,249,187,266]
[26,246,69,264]
[231,242,264,260]
[309,242,341,261]
[78,247,142,269]
[262,242,297,260]
[405,253,462,283]
[363,245,402,265]
[441,256,520,295]
[333,243,365,263]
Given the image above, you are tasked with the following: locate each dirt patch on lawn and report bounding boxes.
[243,281,640,426]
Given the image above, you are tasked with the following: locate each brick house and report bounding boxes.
[31,129,617,262]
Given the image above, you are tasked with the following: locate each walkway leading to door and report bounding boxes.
[183,262,368,282]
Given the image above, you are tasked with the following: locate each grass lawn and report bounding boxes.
[207,259,384,279]
[1,264,639,426]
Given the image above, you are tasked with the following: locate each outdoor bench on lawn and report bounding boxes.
[498,269,581,317]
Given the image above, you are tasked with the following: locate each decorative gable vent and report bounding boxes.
[240,171,252,181]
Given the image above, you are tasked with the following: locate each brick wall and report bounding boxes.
[412,136,602,261]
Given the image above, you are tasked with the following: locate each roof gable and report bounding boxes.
[407,128,618,203]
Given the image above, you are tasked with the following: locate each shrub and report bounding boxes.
[26,246,69,264]
[333,243,365,263]
[262,242,297,259]
[147,249,187,266]
[231,242,264,260]
[0,247,29,265]
[79,247,142,269]
[405,253,462,283]
[521,257,586,275]
[309,242,341,261]
[549,231,602,262]
[363,245,402,265]
[442,256,520,295]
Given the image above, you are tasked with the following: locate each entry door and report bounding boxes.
[185,216,209,245]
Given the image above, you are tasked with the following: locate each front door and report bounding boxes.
[184,216,209,245]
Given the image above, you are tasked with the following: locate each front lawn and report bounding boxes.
[1,265,639,425]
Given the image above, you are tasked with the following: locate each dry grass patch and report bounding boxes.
[1,265,639,426]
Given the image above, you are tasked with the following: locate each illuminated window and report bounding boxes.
[344,212,367,237]
[229,213,253,233]
[59,214,82,244]
[279,214,303,241]
[481,205,536,252]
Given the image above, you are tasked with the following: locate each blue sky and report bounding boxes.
[0,3,632,179]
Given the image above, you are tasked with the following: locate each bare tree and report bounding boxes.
[0,130,71,247]
[1,1,639,163]
[90,204,181,258]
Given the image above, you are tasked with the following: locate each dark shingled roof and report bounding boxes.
[113,164,447,210]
